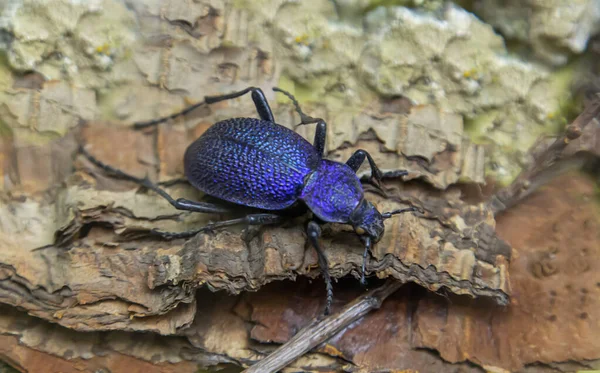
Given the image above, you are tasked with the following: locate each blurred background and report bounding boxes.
[0,1,599,372]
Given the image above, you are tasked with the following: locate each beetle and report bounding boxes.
[80,86,418,315]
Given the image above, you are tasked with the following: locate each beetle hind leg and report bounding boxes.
[133,86,275,129]
[79,145,230,214]
[80,146,286,241]
[133,100,208,129]
[205,87,275,122]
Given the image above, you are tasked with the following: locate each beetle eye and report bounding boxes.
[355,227,366,235]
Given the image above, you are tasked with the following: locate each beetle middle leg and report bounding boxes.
[273,87,327,157]
[307,221,333,315]
[151,213,283,240]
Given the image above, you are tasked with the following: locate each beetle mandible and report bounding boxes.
[81,86,418,315]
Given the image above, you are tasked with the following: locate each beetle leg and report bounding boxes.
[306,221,333,315]
[80,145,230,214]
[133,100,208,129]
[205,87,275,122]
[273,87,328,157]
[360,236,372,286]
[150,213,283,240]
[133,87,274,129]
[346,149,399,189]
[311,120,327,157]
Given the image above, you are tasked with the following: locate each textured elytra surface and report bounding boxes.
[184,118,320,210]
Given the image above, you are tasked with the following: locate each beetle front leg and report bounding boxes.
[359,236,372,286]
[307,221,333,315]
[346,149,400,188]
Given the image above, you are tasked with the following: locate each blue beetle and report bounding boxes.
[81,87,417,315]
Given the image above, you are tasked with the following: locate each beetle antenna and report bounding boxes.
[381,206,420,219]
[273,87,321,125]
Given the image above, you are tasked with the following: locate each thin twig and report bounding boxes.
[243,280,403,373]
[487,96,600,215]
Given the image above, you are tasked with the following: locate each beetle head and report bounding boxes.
[350,199,420,285]
[350,199,420,242]
[349,199,385,242]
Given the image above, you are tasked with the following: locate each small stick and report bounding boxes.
[243,280,403,373]
[487,96,600,215]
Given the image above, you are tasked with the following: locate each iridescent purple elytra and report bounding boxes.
[185,118,364,223]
